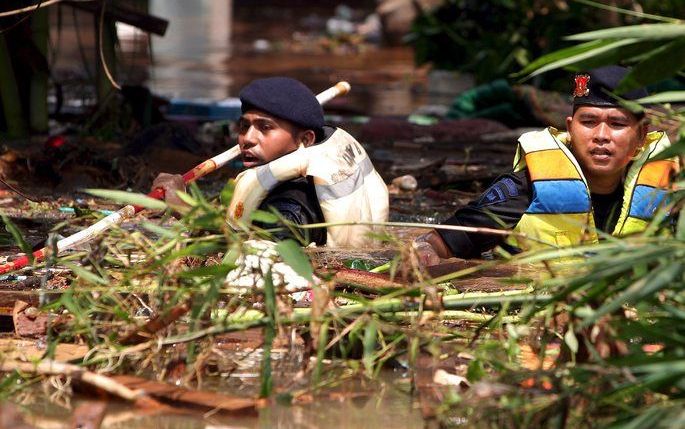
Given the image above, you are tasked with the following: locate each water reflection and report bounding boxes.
[149,0,233,100]
[143,1,425,115]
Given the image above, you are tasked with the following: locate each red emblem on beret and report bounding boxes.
[573,74,590,98]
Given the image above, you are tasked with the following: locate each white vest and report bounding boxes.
[228,128,389,247]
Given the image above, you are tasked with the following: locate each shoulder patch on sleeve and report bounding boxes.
[476,178,519,208]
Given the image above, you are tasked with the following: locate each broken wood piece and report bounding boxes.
[110,375,261,415]
[332,268,405,290]
[0,338,88,362]
[0,360,163,409]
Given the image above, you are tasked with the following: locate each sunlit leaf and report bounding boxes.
[62,262,109,286]
[275,239,314,282]
[84,189,166,210]
[515,39,612,77]
[567,24,685,41]
[526,39,639,78]
[638,91,685,104]
[250,210,279,224]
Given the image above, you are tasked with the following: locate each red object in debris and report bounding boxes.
[46,135,66,149]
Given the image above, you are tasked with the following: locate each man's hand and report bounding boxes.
[412,231,452,267]
[151,173,188,212]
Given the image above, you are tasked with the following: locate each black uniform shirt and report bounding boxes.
[255,176,327,245]
[437,170,624,258]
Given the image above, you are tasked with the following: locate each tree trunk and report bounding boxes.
[30,7,49,134]
[0,35,27,138]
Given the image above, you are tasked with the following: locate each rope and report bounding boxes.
[97,0,121,90]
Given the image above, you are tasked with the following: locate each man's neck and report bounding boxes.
[587,174,622,195]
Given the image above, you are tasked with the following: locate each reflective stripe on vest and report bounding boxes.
[508,128,676,251]
[227,128,389,247]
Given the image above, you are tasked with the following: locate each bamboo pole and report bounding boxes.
[157,288,545,346]
[0,82,352,275]
[0,34,27,138]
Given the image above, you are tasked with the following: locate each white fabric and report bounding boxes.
[228,128,389,247]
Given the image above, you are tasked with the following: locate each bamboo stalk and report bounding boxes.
[0,82,351,275]
[157,289,545,346]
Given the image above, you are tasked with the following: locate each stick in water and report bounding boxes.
[0,82,351,275]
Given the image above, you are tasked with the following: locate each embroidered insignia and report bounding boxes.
[573,74,590,98]
[477,184,507,208]
[234,202,244,219]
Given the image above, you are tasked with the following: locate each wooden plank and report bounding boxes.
[0,337,88,362]
[111,375,261,415]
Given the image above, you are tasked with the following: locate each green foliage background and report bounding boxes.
[409,0,685,88]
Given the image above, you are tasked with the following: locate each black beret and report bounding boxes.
[239,77,324,133]
[572,65,648,109]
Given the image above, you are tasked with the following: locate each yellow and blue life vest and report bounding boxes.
[507,127,677,251]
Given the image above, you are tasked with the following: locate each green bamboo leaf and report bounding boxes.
[275,239,313,282]
[175,191,197,207]
[84,189,166,210]
[161,242,223,260]
[582,263,684,327]
[260,270,276,398]
[140,221,178,238]
[608,407,668,429]
[677,210,685,241]
[1,215,33,263]
[566,24,685,41]
[362,317,378,377]
[616,38,685,93]
[178,264,235,278]
[62,262,109,286]
[250,210,279,224]
[312,318,330,386]
[515,39,612,77]
[526,39,639,78]
[638,91,685,104]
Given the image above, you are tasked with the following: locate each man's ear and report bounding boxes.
[565,115,573,132]
[299,129,316,147]
[637,118,648,147]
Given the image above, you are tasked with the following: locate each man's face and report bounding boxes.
[237,110,301,168]
[566,106,646,182]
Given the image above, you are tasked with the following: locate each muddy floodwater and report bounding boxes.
[52,0,429,116]
[18,369,425,428]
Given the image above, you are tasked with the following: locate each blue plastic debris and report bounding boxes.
[165,98,242,122]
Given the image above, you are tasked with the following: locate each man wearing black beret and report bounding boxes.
[153,77,388,247]
[414,65,678,265]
